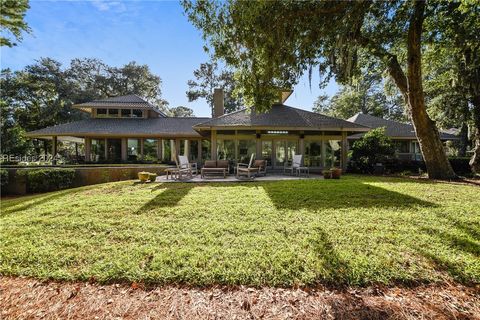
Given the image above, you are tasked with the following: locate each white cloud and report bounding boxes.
[90,0,127,13]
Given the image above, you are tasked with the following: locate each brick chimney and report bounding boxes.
[213,88,224,118]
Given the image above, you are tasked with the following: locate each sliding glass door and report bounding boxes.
[273,140,297,168]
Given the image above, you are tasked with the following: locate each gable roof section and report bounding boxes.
[73,94,167,116]
[26,117,210,138]
[347,113,458,140]
[194,104,369,131]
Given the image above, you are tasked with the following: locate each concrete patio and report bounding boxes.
[156,173,324,183]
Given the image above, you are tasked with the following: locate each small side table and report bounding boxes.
[190,162,198,175]
[165,168,179,180]
[296,166,309,177]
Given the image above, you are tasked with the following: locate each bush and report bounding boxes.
[449,157,471,175]
[0,169,9,191]
[349,128,396,173]
[21,168,76,193]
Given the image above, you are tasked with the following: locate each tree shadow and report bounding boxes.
[134,183,195,213]
[1,187,93,216]
[420,226,480,257]
[259,179,435,210]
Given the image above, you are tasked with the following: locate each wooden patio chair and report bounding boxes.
[175,155,193,180]
[236,153,258,179]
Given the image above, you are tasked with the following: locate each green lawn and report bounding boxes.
[1,176,479,287]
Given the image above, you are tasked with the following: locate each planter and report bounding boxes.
[148,173,157,182]
[331,168,342,179]
[138,171,150,182]
[322,170,332,179]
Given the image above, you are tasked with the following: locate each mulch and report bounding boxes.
[1,277,479,319]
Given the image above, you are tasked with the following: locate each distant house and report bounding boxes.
[27,90,369,170]
[347,113,458,161]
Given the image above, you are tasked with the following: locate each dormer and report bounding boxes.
[73,94,167,119]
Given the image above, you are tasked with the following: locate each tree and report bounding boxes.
[350,128,395,173]
[312,95,329,114]
[186,61,242,116]
[184,0,463,179]
[0,0,30,47]
[169,106,194,117]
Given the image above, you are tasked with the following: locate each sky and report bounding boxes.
[1,0,339,117]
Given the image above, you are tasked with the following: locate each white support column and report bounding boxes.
[104,138,108,161]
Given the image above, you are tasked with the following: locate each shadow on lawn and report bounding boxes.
[134,183,195,213]
[259,179,436,210]
[1,187,90,216]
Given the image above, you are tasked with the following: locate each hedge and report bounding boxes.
[19,168,76,193]
[0,169,8,191]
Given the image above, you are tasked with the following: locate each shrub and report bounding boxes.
[0,169,8,191]
[349,128,395,173]
[22,168,76,193]
[448,157,471,175]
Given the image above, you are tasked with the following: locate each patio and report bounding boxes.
[156,173,324,183]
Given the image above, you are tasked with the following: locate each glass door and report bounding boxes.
[273,140,297,169]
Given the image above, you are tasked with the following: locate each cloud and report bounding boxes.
[90,0,127,13]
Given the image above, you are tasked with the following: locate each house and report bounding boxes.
[26,89,369,170]
[347,113,458,161]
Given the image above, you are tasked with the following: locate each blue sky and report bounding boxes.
[1,0,338,117]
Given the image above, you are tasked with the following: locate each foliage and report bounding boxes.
[168,106,194,117]
[186,61,243,115]
[183,0,460,179]
[19,168,75,193]
[1,177,479,286]
[350,128,395,173]
[0,0,31,47]
[1,58,167,156]
[0,168,8,190]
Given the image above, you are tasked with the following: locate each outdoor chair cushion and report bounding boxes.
[204,160,217,168]
[253,160,266,168]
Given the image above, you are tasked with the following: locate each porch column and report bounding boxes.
[121,138,127,162]
[197,139,202,163]
[85,137,91,162]
[184,140,189,158]
[157,139,162,160]
[104,138,108,161]
[211,130,217,160]
[322,140,327,168]
[256,131,261,159]
[341,131,348,171]
[171,139,177,162]
[52,136,58,164]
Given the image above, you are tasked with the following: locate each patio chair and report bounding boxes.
[253,159,267,176]
[284,154,303,175]
[175,155,193,179]
[236,153,258,179]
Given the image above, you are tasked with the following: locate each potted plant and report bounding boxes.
[138,171,150,182]
[331,167,342,179]
[322,169,332,179]
[148,173,157,182]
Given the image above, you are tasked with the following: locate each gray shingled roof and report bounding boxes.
[26,117,210,138]
[73,94,167,116]
[195,104,369,131]
[347,113,458,140]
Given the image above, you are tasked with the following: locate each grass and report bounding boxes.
[1,176,479,287]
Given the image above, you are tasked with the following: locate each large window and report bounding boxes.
[127,139,141,161]
[217,139,235,161]
[237,140,256,164]
[90,139,105,162]
[188,140,199,162]
[161,139,175,163]
[201,140,211,161]
[108,109,119,117]
[395,141,410,153]
[121,109,131,117]
[325,140,341,167]
[143,139,158,162]
[261,141,272,166]
[132,109,143,118]
[96,109,107,117]
[305,141,322,167]
[274,140,297,167]
[107,139,122,162]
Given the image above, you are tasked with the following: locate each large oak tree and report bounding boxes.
[184,0,477,179]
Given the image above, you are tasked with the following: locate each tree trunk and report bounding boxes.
[458,121,468,157]
[405,1,456,179]
[470,96,480,173]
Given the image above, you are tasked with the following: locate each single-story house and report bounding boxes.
[347,113,458,161]
[26,90,369,170]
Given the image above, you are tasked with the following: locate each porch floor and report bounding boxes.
[156,173,324,183]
